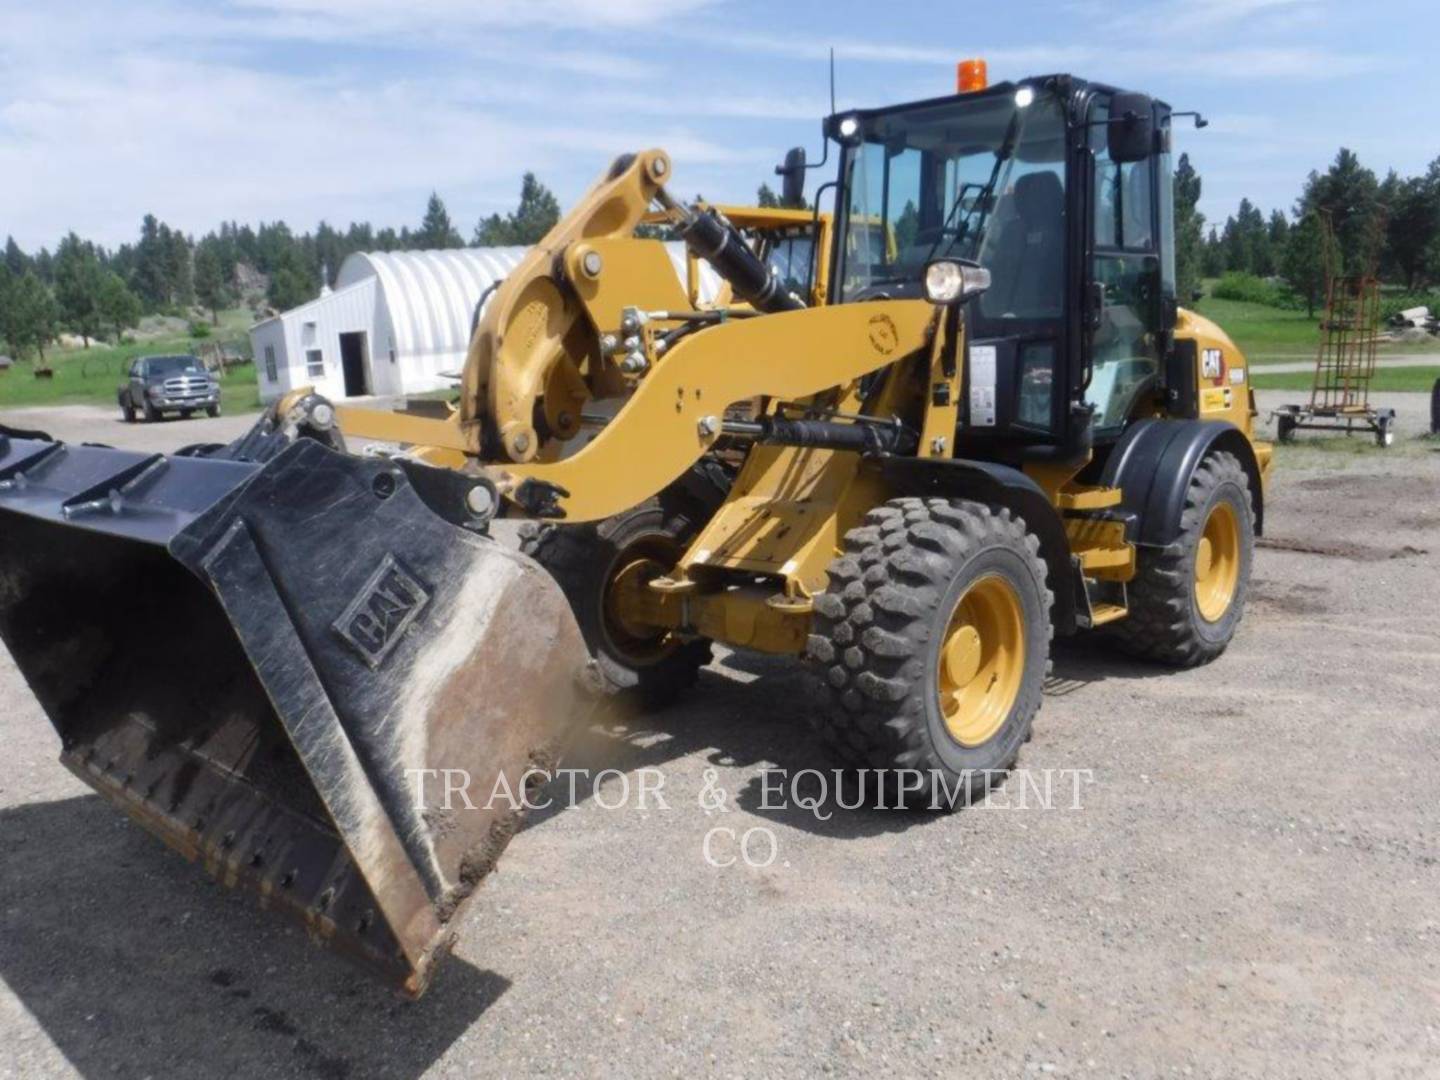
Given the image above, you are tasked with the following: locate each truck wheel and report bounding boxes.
[805,498,1052,809]
[519,462,729,708]
[206,403,221,418]
[143,400,160,423]
[121,398,136,423]
[1110,450,1254,667]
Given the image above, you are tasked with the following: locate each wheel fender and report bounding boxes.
[879,456,1079,635]
[1101,419,1264,547]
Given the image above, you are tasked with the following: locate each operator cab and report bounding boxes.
[822,74,1176,460]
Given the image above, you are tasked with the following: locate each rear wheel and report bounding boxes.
[519,463,729,708]
[1110,450,1254,667]
[805,498,1052,808]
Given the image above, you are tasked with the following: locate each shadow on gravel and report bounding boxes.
[1046,635,1180,695]
[0,795,503,1080]
[529,650,947,842]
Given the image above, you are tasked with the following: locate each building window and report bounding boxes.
[264,344,277,382]
[306,348,324,377]
[301,321,317,347]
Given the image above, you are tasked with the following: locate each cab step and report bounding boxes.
[1076,577,1129,630]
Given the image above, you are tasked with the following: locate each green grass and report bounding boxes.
[1250,365,1440,392]
[0,309,261,414]
[1190,295,1440,365]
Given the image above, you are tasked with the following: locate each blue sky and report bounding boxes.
[1,0,1435,251]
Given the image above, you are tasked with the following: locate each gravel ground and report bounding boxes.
[1,395,1437,1079]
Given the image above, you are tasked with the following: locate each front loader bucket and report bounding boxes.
[0,430,592,997]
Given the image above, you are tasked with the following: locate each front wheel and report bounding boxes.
[142,400,160,422]
[206,403,221,418]
[519,463,729,708]
[1109,450,1254,667]
[805,498,1052,808]
[121,397,136,423]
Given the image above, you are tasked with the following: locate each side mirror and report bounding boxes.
[776,146,806,208]
[1108,92,1154,164]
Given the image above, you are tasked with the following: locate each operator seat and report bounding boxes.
[985,171,1065,319]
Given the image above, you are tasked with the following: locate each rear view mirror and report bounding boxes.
[1108,92,1154,164]
[777,146,806,208]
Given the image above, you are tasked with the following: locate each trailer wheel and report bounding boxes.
[1375,415,1394,448]
[1110,450,1253,667]
[805,498,1052,809]
[519,463,729,708]
[1276,412,1296,444]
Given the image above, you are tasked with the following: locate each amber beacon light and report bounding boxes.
[957,58,988,93]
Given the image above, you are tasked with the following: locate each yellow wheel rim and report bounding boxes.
[937,574,1026,747]
[601,538,682,667]
[1194,501,1240,623]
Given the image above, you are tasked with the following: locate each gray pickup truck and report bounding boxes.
[118,354,222,422]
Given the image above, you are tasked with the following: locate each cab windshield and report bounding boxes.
[838,86,1068,321]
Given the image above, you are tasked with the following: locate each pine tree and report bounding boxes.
[1296,149,1380,275]
[1379,165,1438,290]
[473,174,561,246]
[3,236,26,277]
[1173,154,1205,301]
[97,272,142,342]
[194,243,229,324]
[417,193,462,249]
[756,183,781,208]
[0,272,59,365]
[1281,212,1327,317]
[54,232,106,347]
[133,214,169,308]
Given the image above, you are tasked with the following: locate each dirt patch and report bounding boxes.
[1294,472,1439,500]
[1258,536,1428,561]
[1249,578,1332,616]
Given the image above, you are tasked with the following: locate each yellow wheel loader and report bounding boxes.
[0,70,1270,995]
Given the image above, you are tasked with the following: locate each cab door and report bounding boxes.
[1083,93,1165,439]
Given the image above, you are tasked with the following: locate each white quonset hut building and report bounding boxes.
[250,245,720,404]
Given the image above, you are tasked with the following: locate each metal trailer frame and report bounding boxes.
[1272,210,1396,448]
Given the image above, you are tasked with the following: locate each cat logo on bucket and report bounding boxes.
[333,553,431,668]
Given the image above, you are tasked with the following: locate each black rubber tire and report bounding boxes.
[1276,413,1296,444]
[143,400,160,422]
[804,497,1052,809]
[1109,450,1254,668]
[207,403,221,418]
[518,461,730,708]
[1430,378,1440,435]
[1375,416,1394,448]
[121,397,136,423]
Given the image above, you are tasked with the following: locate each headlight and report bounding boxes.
[147,386,163,399]
[924,259,991,305]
